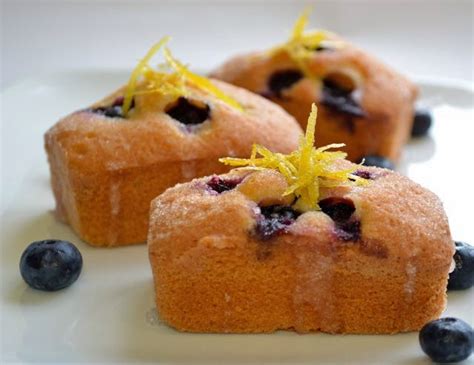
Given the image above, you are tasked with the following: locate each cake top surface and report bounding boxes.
[220,103,368,212]
[149,161,453,270]
[210,8,418,106]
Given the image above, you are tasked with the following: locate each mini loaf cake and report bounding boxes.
[211,10,418,163]
[148,105,453,334]
[45,38,302,247]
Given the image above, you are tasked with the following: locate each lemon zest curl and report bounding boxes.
[268,8,344,79]
[122,37,242,117]
[219,103,368,212]
[163,48,243,112]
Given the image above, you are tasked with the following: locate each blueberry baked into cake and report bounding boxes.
[148,105,453,334]
[211,10,418,163]
[44,38,302,247]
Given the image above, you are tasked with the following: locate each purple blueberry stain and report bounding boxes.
[319,197,361,242]
[255,205,301,241]
[352,169,374,180]
[321,78,365,118]
[206,176,242,194]
[111,96,125,107]
[334,220,361,242]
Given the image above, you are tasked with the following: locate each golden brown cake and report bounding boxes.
[148,105,453,334]
[211,10,418,163]
[44,40,302,247]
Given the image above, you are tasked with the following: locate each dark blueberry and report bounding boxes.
[20,240,83,291]
[255,205,301,241]
[166,97,210,126]
[207,176,242,194]
[352,169,374,180]
[314,45,331,52]
[335,220,361,242]
[90,96,132,119]
[448,241,474,290]
[411,109,432,137]
[321,78,365,117]
[303,42,335,52]
[319,197,360,242]
[319,197,355,222]
[360,155,395,170]
[92,106,122,118]
[267,69,303,97]
[419,317,474,363]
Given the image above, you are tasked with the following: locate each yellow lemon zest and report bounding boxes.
[122,36,171,116]
[219,103,368,212]
[122,37,242,117]
[163,48,243,111]
[136,65,187,98]
[269,8,343,78]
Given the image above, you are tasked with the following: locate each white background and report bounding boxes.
[1,0,473,90]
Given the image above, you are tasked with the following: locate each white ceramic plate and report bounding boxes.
[1,71,473,365]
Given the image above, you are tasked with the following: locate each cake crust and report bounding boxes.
[45,80,302,246]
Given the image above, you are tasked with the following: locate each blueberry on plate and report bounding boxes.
[359,155,395,170]
[20,239,83,291]
[411,108,432,137]
[419,317,474,363]
[448,241,474,290]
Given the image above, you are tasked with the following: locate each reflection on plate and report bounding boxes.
[1,72,473,364]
